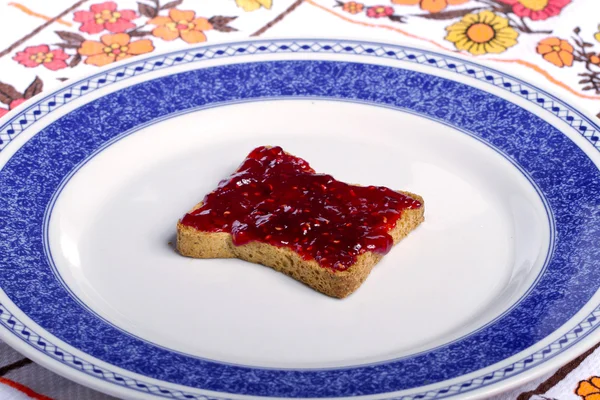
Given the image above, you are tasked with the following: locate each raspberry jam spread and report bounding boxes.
[180,146,422,271]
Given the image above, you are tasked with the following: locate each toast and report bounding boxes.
[177,146,424,298]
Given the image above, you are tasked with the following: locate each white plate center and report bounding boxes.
[48,100,551,369]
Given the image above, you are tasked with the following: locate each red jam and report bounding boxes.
[180,146,422,271]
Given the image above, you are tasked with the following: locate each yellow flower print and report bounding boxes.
[236,0,272,11]
[595,24,600,43]
[445,10,519,55]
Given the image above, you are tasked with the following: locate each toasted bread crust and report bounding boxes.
[176,192,424,298]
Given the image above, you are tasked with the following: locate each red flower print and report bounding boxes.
[0,99,27,118]
[13,45,69,71]
[9,99,25,109]
[496,0,570,21]
[366,5,394,17]
[74,1,137,34]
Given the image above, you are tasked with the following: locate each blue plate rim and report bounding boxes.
[0,38,599,400]
[42,96,556,368]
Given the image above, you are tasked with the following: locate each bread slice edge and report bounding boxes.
[176,192,424,298]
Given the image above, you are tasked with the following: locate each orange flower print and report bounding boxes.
[78,33,154,67]
[149,9,213,44]
[342,1,364,14]
[537,37,574,67]
[392,0,469,13]
[576,376,600,400]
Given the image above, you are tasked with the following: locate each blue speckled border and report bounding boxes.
[41,98,555,368]
[0,40,600,399]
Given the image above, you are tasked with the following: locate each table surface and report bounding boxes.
[0,0,599,399]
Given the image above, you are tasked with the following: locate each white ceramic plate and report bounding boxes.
[1,39,599,400]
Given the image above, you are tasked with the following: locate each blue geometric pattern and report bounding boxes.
[2,301,600,400]
[0,40,600,400]
[0,304,219,400]
[2,40,598,153]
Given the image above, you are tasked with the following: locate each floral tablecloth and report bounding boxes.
[0,0,599,399]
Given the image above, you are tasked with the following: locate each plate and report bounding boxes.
[0,39,599,400]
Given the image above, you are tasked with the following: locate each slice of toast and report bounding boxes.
[177,146,424,298]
